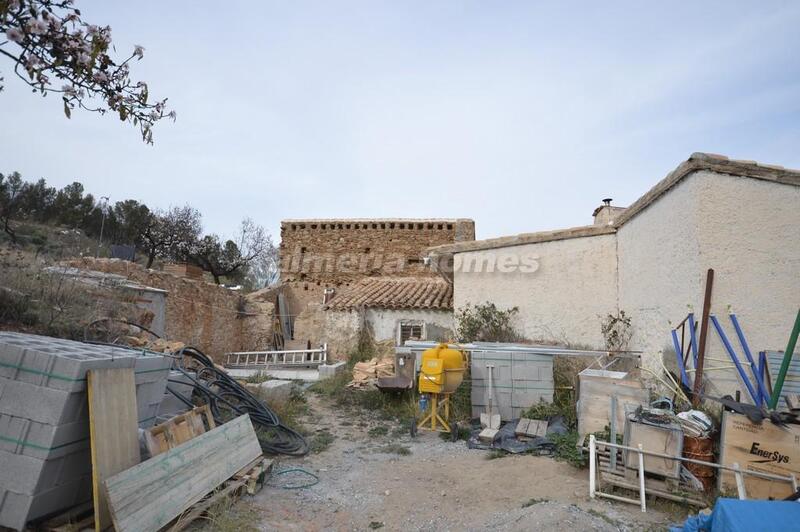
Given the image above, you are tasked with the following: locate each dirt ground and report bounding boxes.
[230,393,686,531]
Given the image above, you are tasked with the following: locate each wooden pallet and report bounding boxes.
[38,502,94,532]
[144,404,216,457]
[168,456,273,532]
[35,458,273,532]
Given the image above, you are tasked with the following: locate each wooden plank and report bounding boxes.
[719,411,800,499]
[577,375,648,437]
[87,368,141,532]
[105,414,261,532]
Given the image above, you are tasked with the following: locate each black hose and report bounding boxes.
[79,339,309,456]
[172,346,309,456]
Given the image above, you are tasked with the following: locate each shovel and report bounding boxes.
[481,364,501,429]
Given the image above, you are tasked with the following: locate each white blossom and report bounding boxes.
[168,110,177,121]
[133,45,145,59]
[62,84,77,97]
[5,27,24,43]
[27,18,48,35]
[77,52,91,65]
[92,71,109,83]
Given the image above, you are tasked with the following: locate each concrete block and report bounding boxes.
[246,380,296,404]
[0,414,88,460]
[318,361,346,379]
[0,333,138,392]
[0,378,87,425]
[155,395,190,419]
[0,474,91,530]
[0,447,91,495]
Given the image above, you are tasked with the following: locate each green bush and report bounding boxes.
[454,302,522,342]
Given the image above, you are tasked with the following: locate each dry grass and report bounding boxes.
[201,497,260,532]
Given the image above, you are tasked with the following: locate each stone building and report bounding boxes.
[64,258,274,361]
[278,218,475,357]
[427,153,800,400]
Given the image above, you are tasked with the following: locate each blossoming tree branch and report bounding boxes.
[0,0,173,143]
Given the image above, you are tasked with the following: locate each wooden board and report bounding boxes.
[144,405,215,457]
[515,418,547,438]
[104,414,262,532]
[577,372,648,437]
[87,368,141,532]
[623,418,683,479]
[719,411,800,499]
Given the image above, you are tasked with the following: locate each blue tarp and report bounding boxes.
[671,498,800,532]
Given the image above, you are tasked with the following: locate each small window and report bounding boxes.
[399,322,425,344]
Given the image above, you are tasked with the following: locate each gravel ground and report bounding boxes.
[245,393,680,531]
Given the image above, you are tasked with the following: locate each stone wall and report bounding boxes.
[64,258,273,361]
[279,218,475,284]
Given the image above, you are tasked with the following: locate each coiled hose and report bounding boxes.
[170,346,309,456]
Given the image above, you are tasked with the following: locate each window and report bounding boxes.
[399,321,425,345]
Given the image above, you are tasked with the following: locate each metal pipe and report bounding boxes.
[592,439,797,484]
[637,443,646,512]
[710,315,759,405]
[589,434,596,498]
[730,313,770,407]
[769,309,800,410]
[693,269,714,407]
[671,329,690,387]
[687,313,699,368]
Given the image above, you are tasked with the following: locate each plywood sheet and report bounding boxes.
[624,419,682,478]
[719,411,800,499]
[577,375,648,437]
[87,368,141,531]
[104,414,261,532]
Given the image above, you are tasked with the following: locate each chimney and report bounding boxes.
[593,198,626,226]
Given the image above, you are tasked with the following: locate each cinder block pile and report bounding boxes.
[0,332,171,530]
[155,370,195,420]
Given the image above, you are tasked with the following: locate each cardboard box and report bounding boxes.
[719,411,800,499]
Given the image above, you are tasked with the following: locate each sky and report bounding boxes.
[2,1,800,242]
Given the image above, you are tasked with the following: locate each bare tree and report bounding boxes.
[1,0,173,143]
[0,171,24,243]
[139,205,201,269]
[188,218,275,285]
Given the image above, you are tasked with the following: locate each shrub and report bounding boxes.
[455,302,522,343]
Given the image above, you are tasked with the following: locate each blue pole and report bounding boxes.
[710,315,759,405]
[687,313,699,369]
[671,328,691,388]
[730,313,771,408]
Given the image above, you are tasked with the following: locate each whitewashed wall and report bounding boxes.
[365,308,453,343]
[619,171,800,398]
[452,234,619,348]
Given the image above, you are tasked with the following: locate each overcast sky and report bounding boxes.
[2,1,799,241]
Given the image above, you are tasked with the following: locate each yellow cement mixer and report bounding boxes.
[414,343,466,436]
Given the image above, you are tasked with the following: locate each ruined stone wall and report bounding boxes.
[64,258,273,361]
[279,218,475,284]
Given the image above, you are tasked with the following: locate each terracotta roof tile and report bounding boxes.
[325,277,452,311]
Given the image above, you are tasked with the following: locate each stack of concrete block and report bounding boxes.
[155,370,196,420]
[0,332,171,530]
[471,348,554,421]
